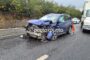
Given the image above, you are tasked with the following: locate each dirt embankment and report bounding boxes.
[0,12,28,29]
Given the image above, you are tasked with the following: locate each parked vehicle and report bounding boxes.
[81,1,90,32]
[72,18,80,24]
[25,13,73,42]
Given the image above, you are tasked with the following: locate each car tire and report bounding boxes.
[51,32,57,41]
[51,35,57,41]
[67,27,73,35]
[82,29,86,32]
[81,25,85,32]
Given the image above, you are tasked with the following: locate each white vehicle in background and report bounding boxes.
[81,1,90,32]
[72,18,80,24]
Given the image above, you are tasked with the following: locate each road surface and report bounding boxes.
[0,24,90,60]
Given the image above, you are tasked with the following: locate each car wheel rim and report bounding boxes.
[69,27,73,35]
[52,36,57,41]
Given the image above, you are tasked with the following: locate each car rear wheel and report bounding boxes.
[67,27,73,35]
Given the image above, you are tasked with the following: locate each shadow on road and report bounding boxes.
[83,30,90,34]
[21,33,71,49]
[25,33,69,43]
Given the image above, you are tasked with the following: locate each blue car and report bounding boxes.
[25,13,73,42]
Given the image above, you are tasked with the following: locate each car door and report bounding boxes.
[63,15,72,31]
[55,15,66,36]
[56,15,72,34]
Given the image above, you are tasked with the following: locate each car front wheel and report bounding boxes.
[51,36,57,41]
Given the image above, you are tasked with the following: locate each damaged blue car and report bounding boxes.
[25,13,73,42]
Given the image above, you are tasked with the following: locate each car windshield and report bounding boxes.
[39,14,60,23]
[86,9,90,17]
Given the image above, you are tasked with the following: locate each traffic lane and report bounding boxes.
[48,24,90,60]
[0,33,76,60]
[0,37,44,60]
[0,37,42,50]
[0,24,86,60]
[0,24,79,60]
[0,24,79,50]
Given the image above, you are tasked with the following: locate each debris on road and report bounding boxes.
[0,28,25,40]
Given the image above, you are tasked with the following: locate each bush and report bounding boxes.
[0,0,82,19]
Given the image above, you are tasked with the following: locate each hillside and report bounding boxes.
[0,12,27,29]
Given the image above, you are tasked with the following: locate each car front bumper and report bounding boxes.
[83,25,90,30]
[26,31,43,39]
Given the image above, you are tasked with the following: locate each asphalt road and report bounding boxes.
[0,24,90,60]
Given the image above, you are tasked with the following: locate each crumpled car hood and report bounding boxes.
[27,19,51,26]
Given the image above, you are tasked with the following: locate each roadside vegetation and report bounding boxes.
[0,0,82,28]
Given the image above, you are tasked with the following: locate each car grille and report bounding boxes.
[28,25,39,32]
[83,25,90,28]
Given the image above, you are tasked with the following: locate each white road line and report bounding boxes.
[37,54,49,60]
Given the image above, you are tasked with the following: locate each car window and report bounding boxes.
[58,16,65,22]
[86,9,90,17]
[64,15,69,21]
[58,15,70,22]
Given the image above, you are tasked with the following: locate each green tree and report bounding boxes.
[0,0,82,19]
